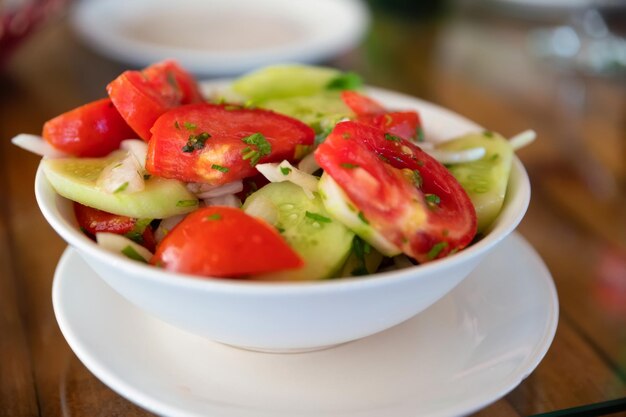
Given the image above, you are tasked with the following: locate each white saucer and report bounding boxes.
[52,233,558,417]
[70,0,370,76]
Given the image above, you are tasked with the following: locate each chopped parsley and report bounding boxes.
[121,245,147,263]
[182,132,211,152]
[340,163,359,169]
[204,213,222,221]
[427,242,448,260]
[305,211,331,223]
[350,236,371,276]
[176,199,198,207]
[358,211,369,224]
[385,133,402,142]
[114,182,129,193]
[241,132,272,166]
[483,130,494,138]
[212,164,229,173]
[326,72,362,91]
[183,121,197,130]
[416,126,425,142]
[280,166,292,176]
[411,170,423,188]
[425,193,441,207]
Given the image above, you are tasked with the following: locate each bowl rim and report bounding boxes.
[34,86,531,295]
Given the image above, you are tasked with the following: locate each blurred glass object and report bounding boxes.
[0,0,67,67]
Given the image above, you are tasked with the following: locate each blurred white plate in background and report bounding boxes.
[71,0,369,76]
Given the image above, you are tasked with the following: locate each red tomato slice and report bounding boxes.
[341,90,422,142]
[146,103,315,185]
[315,121,476,262]
[341,90,387,115]
[42,98,136,157]
[73,202,136,235]
[151,207,303,278]
[107,60,203,141]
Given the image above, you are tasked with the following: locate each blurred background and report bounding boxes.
[1,0,625,415]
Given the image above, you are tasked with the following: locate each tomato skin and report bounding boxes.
[146,103,315,185]
[315,121,476,262]
[107,60,203,141]
[341,90,422,142]
[42,98,136,157]
[151,207,303,278]
[341,90,387,115]
[73,202,136,235]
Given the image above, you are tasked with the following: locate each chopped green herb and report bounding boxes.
[275,226,285,233]
[385,133,402,142]
[490,153,500,161]
[412,170,423,188]
[416,126,425,142]
[340,163,359,169]
[183,121,197,130]
[427,242,448,260]
[212,164,229,173]
[425,193,441,207]
[358,211,369,224]
[326,72,362,90]
[351,236,370,276]
[483,130,494,138]
[241,132,271,166]
[204,213,222,221]
[280,166,292,176]
[182,132,211,152]
[114,182,129,193]
[294,144,312,160]
[176,199,198,207]
[121,245,148,263]
[124,231,144,244]
[378,154,390,163]
[305,211,332,223]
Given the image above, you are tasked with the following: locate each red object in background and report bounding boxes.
[0,0,67,67]
[594,246,626,317]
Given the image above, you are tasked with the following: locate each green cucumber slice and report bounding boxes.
[232,65,341,101]
[260,92,352,137]
[42,151,198,219]
[438,131,514,232]
[318,172,401,257]
[243,181,354,280]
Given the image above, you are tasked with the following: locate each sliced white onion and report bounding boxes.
[96,232,153,262]
[256,160,318,199]
[154,214,186,243]
[96,151,145,194]
[243,195,278,225]
[190,180,244,199]
[509,129,537,150]
[203,194,241,208]
[297,152,320,174]
[425,147,486,164]
[120,139,148,169]
[11,134,69,158]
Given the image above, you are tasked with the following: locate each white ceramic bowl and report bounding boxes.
[35,87,530,352]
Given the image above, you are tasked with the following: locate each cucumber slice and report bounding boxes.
[318,172,401,257]
[42,151,198,219]
[243,182,354,280]
[232,65,341,101]
[261,91,352,135]
[437,131,514,233]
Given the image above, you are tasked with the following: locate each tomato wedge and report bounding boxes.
[146,103,315,185]
[42,98,136,157]
[341,90,422,141]
[107,60,203,141]
[315,121,476,262]
[74,202,136,235]
[151,207,303,278]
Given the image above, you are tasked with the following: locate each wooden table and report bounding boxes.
[1,5,625,416]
